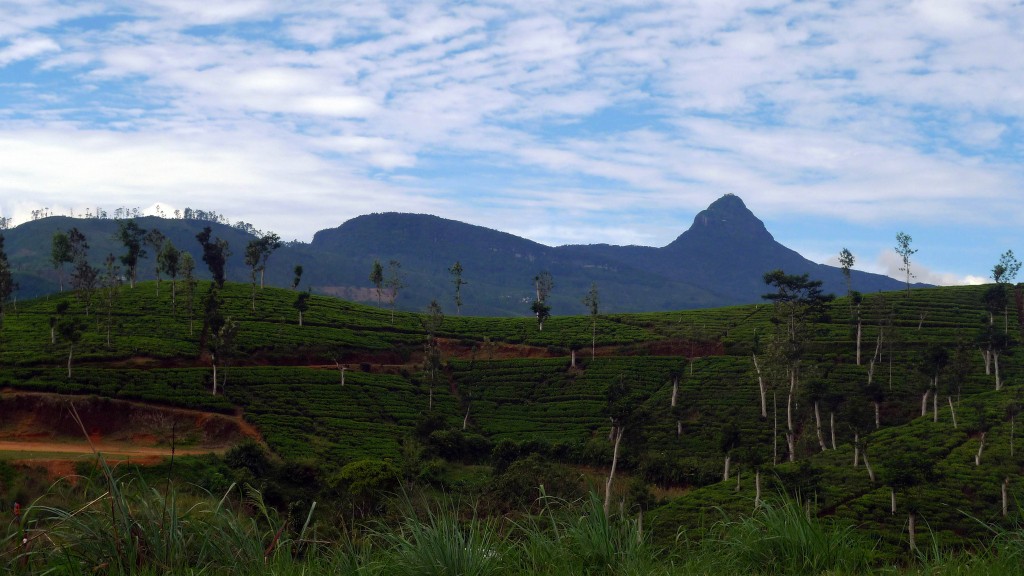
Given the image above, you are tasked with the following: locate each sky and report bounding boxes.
[1,0,1022,286]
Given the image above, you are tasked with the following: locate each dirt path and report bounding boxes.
[0,440,225,458]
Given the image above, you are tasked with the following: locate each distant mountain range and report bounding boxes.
[3,194,915,315]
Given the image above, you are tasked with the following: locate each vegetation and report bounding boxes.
[1,260,1024,572]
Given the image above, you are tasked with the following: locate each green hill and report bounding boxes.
[0,278,1021,558]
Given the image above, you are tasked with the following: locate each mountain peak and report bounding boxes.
[674,194,773,245]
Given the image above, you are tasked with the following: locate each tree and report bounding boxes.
[421,299,445,412]
[294,289,310,326]
[449,261,466,315]
[992,250,1020,333]
[894,232,916,294]
[369,260,384,307]
[71,253,99,316]
[51,231,72,292]
[144,229,166,295]
[0,235,13,327]
[762,270,834,462]
[385,260,404,323]
[116,220,147,288]
[292,265,303,290]
[181,252,198,335]
[196,227,229,287]
[583,282,599,360]
[838,248,855,296]
[531,271,554,331]
[719,418,741,481]
[157,241,181,311]
[99,253,122,347]
[49,301,69,344]
[917,345,949,421]
[257,232,281,289]
[603,374,649,516]
[57,315,86,378]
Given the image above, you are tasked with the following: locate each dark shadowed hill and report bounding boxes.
[3,195,911,315]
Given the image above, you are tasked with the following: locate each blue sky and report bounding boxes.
[1,0,1022,285]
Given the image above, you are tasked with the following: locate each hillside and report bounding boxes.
[2,194,911,315]
[0,276,1020,554]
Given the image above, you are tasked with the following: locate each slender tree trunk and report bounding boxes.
[754,469,762,508]
[932,384,938,422]
[908,512,917,553]
[814,401,827,452]
[723,454,731,482]
[975,432,986,466]
[171,279,176,310]
[51,326,55,344]
[853,432,859,467]
[604,425,624,517]
[890,488,895,513]
[211,362,218,396]
[921,390,929,417]
[1003,477,1009,517]
[874,401,881,429]
[786,368,796,462]
[863,448,875,482]
[981,348,992,375]
[671,376,679,408]
[856,319,862,365]
[993,351,1001,390]
[948,396,957,428]
[830,411,836,450]
[773,391,779,465]
[260,268,265,289]
[463,403,471,430]
[1011,416,1015,457]
[676,420,681,437]
[67,345,73,378]
[752,354,767,418]
[591,320,596,360]
[298,310,303,326]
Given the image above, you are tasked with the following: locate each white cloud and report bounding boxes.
[0,36,60,66]
[0,0,1022,280]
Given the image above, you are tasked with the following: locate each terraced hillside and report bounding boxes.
[1,279,1021,551]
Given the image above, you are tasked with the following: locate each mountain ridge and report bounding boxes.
[2,194,914,314]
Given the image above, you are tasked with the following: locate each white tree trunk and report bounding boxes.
[1003,477,1009,517]
[67,345,73,378]
[830,411,837,450]
[890,488,896,514]
[921,390,929,417]
[981,348,992,375]
[723,454,731,482]
[571,348,576,369]
[211,362,218,396]
[463,404,470,430]
[752,354,767,418]
[874,401,881,430]
[671,376,678,408]
[677,420,681,437]
[755,469,762,509]
[908,512,917,553]
[932,384,938,422]
[773,391,779,465]
[853,432,859,467]
[856,319,862,365]
[864,448,875,482]
[993,351,1001,390]
[975,432,986,466]
[814,401,827,452]
[948,396,957,428]
[604,425,624,517]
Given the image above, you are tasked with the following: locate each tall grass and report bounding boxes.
[707,497,875,575]
[1,458,316,575]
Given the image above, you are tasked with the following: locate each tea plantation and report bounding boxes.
[2,278,1022,557]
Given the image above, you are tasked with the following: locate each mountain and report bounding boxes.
[2,194,911,314]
